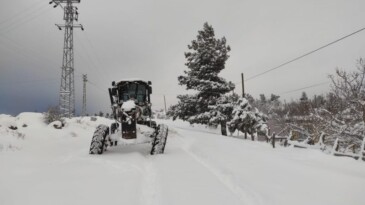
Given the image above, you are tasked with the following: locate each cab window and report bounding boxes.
[136,84,146,102]
[119,83,147,103]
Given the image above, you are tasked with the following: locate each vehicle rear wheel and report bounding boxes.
[150,124,168,155]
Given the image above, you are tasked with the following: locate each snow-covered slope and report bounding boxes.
[0,113,364,205]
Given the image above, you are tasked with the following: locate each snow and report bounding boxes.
[49,120,62,128]
[116,78,149,85]
[1,113,365,205]
[122,100,136,112]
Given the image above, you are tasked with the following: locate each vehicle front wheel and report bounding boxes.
[89,124,109,154]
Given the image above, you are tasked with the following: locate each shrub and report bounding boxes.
[44,106,64,126]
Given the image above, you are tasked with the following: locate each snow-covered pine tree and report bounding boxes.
[168,22,235,135]
[228,97,269,139]
[208,93,239,135]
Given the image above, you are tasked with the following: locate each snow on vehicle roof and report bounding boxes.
[116,78,149,84]
[121,99,136,112]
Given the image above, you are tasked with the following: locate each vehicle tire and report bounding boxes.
[150,124,168,155]
[89,124,109,154]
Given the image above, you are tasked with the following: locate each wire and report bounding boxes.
[0,0,44,27]
[0,37,58,74]
[0,78,58,86]
[87,81,106,93]
[279,81,329,95]
[246,26,365,81]
[0,4,50,35]
[0,2,68,75]
[74,33,110,83]
[82,31,112,78]
[0,79,58,92]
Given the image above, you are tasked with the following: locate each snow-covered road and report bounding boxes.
[1,113,365,205]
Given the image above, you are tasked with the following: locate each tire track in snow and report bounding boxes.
[90,154,162,205]
[172,128,266,205]
[74,144,161,205]
[140,158,161,205]
[93,153,161,205]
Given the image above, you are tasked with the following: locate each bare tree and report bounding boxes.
[315,59,365,149]
[329,58,365,124]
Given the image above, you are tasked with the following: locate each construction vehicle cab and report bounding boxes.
[111,80,152,104]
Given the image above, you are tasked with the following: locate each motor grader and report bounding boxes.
[89,79,168,155]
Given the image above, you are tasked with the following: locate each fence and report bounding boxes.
[268,128,365,161]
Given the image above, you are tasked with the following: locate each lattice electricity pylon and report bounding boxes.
[50,0,84,118]
[82,74,87,116]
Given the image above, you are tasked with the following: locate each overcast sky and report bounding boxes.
[1,0,365,115]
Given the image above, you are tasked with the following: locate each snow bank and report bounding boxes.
[0,113,43,152]
[15,112,45,128]
[0,113,114,152]
[0,114,16,129]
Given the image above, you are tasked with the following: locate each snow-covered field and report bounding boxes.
[0,113,364,205]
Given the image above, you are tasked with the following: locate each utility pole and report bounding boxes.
[241,73,245,97]
[241,73,247,139]
[50,0,84,118]
[82,74,87,116]
[163,95,167,114]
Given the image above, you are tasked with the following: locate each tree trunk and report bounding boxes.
[220,121,227,136]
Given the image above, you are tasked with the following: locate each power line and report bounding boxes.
[0,79,58,92]
[74,32,110,82]
[83,31,113,79]
[279,81,329,95]
[246,26,365,82]
[87,80,106,93]
[0,3,62,74]
[0,38,59,75]
[154,81,329,100]
[0,36,84,77]
[0,78,58,86]
[0,4,50,35]
[0,0,44,27]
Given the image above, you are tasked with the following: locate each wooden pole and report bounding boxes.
[241,73,247,138]
[241,73,245,97]
[164,95,167,114]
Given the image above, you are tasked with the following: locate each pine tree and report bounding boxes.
[300,92,308,102]
[270,94,280,102]
[228,97,269,139]
[260,94,266,104]
[168,22,235,135]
